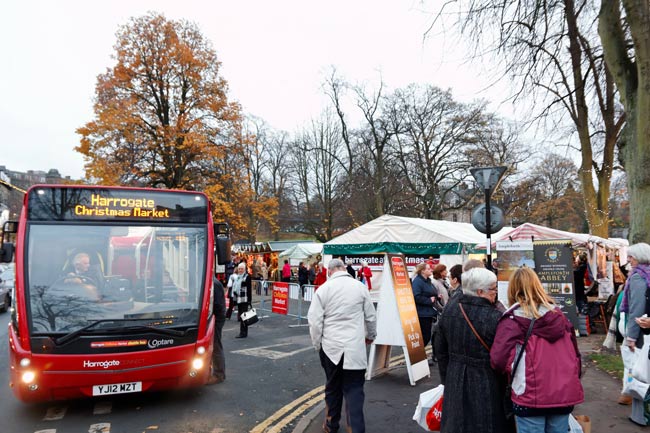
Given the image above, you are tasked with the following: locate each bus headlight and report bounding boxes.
[20,358,31,367]
[22,371,36,384]
[192,358,204,370]
[196,346,206,355]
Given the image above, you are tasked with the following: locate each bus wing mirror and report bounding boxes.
[1,221,17,263]
[0,242,14,263]
[213,223,231,265]
[3,221,18,234]
[216,236,231,264]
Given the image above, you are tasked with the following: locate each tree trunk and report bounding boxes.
[599,0,650,242]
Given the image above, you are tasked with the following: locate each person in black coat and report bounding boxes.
[573,254,588,311]
[346,260,356,279]
[231,263,253,338]
[435,267,512,433]
[208,276,226,384]
[298,262,309,286]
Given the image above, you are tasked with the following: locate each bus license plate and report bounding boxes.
[92,381,142,396]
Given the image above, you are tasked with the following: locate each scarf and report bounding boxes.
[620,263,650,313]
[232,272,249,304]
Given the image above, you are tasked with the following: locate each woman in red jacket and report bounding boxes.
[313,262,328,287]
[490,267,583,433]
[358,261,373,291]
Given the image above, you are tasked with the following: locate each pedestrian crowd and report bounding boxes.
[210,244,650,432]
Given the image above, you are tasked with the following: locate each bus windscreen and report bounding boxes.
[27,187,208,223]
[26,224,207,336]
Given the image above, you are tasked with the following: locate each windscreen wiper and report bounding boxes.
[122,325,187,337]
[54,317,175,346]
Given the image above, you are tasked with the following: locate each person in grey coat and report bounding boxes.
[620,242,650,426]
[434,267,512,433]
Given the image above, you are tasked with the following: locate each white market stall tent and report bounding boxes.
[277,242,323,266]
[475,222,627,251]
[475,222,629,297]
[322,214,512,293]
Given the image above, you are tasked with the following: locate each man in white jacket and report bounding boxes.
[308,259,377,433]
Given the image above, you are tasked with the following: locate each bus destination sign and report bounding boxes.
[28,187,208,223]
[75,194,170,218]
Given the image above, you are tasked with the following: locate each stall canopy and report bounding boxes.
[323,214,513,256]
[475,222,628,250]
[278,243,323,264]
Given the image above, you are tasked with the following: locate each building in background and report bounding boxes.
[0,166,73,219]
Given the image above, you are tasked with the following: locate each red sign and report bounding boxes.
[272,282,289,315]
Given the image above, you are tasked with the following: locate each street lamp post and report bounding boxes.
[470,166,508,271]
[485,187,492,269]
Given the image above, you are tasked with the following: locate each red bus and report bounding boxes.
[1,185,219,402]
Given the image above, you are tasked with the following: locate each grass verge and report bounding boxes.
[588,352,624,380]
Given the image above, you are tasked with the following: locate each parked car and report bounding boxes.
[0,266,14,312]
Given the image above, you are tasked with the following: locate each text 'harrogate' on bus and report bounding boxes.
[0,184,231,402]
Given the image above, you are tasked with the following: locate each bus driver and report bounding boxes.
[63,252,105,297]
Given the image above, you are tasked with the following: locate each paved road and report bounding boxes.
[297,333,645,433]
[0,306,324,433]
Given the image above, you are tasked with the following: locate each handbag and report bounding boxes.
[241,306,259,326]
[503,317,536,419]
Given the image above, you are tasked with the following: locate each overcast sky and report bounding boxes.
[1,0,512,179]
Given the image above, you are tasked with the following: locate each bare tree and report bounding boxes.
[264,130,292,240]
[288,111,350,241]
[388,84,484,218]
[432,0,624,237]
[325,71,400,219]
[506,153,586,231]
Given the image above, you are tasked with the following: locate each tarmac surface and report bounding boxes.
[294,333,645,433]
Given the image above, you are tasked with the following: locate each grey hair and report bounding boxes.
[73,252,90,265]
[463,259,485,272]
[237,262,247,270]
[327,258,346,271]
[628,243,650,265]
[461,268,497,296]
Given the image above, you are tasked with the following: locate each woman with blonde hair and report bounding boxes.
[491,267,583,433]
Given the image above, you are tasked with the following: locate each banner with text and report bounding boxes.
[495,241,535,308]
[337,254,440,272]
[533,240,579,329]
[271,282,289,315]
[387,254,427,365]
[366,254,429,385]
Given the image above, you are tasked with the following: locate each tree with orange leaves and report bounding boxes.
[76,13,243,190]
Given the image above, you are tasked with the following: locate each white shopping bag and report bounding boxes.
[632,336,650,383]
[412,384,444,432]
[623,372,650,400]
[568,414,584,433]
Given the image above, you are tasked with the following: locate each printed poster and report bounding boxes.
[495,241,535,308]
[271,282,289,315]
[533,240,579,329]
[387,254,427,365]
[366,253,429,385]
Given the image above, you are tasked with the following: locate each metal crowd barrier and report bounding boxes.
[252,281,317,327]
